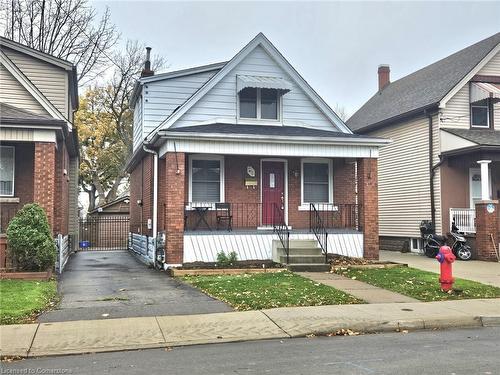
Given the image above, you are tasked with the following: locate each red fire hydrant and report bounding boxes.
[435,246,456,292]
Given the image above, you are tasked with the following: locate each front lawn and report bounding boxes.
[334,267,500,302]
[181,271,362,310]
[0,279,58,325]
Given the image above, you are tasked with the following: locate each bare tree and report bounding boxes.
[333,103,350,122]
[1,0,118,83]
[77,41,166,210]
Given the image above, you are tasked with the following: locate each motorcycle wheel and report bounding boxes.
[455,244,472,261]
[424,245,438,258]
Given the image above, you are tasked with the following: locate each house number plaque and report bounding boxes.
[486,203,495,214]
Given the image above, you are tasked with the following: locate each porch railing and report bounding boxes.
[272,203,290,264]
[310,203,360,230]
[184,202,267,231]
[450,208,476,234]
[310,203,328,263]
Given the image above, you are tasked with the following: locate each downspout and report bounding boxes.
[143,144,158,264]
[427,110,445,233]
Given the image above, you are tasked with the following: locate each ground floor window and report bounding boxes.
[189,155,224,203]
[301,158,333,205]
[0,146,14,196]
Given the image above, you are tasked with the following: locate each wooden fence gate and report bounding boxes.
[79,216,130,251]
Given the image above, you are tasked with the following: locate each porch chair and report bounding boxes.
[215,203,232,231]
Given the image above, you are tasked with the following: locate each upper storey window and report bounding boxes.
[470,82,500,129]
[239,88,279,120]
[237,75,292,122]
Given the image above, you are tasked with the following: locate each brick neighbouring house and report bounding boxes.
[127,33,390,268]
[0,37,79,268]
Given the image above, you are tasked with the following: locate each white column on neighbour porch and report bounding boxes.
[477,160,491,201]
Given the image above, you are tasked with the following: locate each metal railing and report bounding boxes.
[184,202,267,231]
[450,208,476,234]
[310,203,328,263]
[55,234,71,274]
[272,203,290,264]
[310,203,360,230]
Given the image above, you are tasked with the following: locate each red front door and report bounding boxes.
[262,161,285,226]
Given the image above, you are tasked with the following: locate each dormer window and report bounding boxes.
[470,82,500,129]
[470,99,489,128]
[239,88,279,120]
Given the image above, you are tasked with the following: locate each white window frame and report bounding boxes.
[0,146,15,197]
[188,154,225,206]
[299,158,333,210]
[470,100,490,128]
[237,87,282,123]
[410,238,422,253]
[469,167,492,207]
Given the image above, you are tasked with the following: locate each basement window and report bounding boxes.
[0,146,14,197]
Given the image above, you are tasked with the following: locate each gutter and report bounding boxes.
[142,144,158,265]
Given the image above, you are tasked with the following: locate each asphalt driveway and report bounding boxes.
[39,251,231,322]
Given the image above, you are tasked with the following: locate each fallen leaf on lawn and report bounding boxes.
[102,313,109,317]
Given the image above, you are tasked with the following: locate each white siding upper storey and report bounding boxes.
[173,46,337,130]
[133,34,349,151]
[440,50,500,134]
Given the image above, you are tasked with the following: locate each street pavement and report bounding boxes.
[39,250,231,322]
[2,327,499,374]
[380,250,500,287]
[2,298,499,358]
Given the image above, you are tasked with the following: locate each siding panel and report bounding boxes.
[368,117,433,238]
[3,47,68,117]
[0,64,49,115]
[174,46,339,131]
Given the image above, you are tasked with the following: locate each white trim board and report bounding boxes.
[439,42,500,109]
[0,51,68,123]
[149,33,352,138]
[160,138,379,160]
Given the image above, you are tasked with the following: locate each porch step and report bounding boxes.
[286,247,323,255]
[286,239,319,248]
[280,254,326,264]
[286,263,331,272]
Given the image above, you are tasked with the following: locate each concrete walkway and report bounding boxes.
[380,251,500,287]
[2,299,499,358]
[297,272,419,303]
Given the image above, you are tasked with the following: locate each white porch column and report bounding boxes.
[477,160,491,200]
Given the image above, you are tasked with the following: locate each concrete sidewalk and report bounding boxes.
[380,251,500,287]
[2,298,499,358]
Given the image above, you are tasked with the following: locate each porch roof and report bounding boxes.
[443,128,500,147]
[162,123,388,143]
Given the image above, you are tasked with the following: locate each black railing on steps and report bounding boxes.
[310,203,328,264]
[272,203,289,264]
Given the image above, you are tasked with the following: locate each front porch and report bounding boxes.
[158,151,379,266]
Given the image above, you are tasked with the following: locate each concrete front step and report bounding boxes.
[280,255,326,264]
[286,263,331,272]
[283,247,323,255]
[286,239,319,248]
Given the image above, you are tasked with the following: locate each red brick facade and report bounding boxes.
[34,142,56,230]
[54,141,69,234]
[129,153,379,263]
[164,152,185,264]
[129,154,154,235]
[357,158,379,260]
[475,201,499,261]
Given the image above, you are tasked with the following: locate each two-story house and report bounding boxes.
[0,37,80,265]
[348,32,500,260]
[127,33,389,268]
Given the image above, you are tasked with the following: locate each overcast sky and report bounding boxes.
[93,1,500,116]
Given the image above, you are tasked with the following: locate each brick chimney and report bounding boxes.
[378,64,390,91]
[141,47,154,78]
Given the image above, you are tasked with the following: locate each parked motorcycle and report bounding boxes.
[419,220,472,261]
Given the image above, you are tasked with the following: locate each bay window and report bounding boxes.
[0,146,14,196]
[301,159,333,205]
[189,155,224,203]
